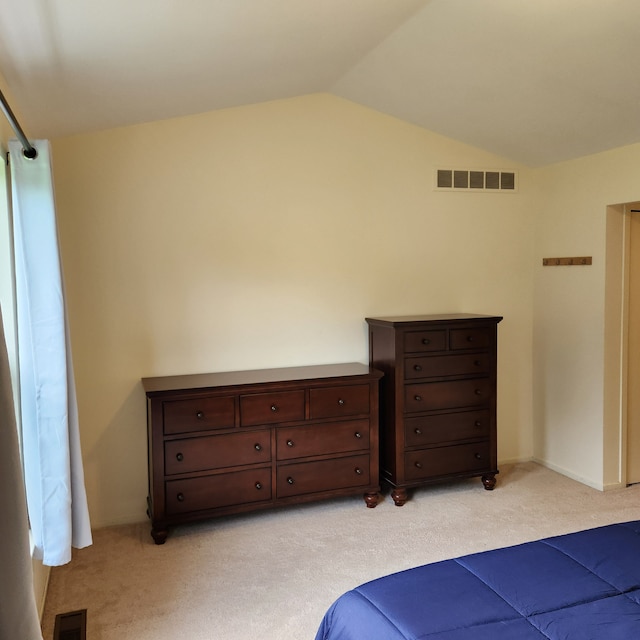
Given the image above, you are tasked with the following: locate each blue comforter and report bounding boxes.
[315,520,640,639]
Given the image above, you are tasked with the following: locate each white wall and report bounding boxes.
[51,93,535,527]
[532,142,640,489]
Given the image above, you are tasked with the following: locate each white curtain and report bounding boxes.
[9,139,92,566]
[0,306,43,639]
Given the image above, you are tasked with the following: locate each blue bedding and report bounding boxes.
[315,521,640,639]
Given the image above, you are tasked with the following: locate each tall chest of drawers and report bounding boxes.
[366,314,502,506]
[143,362,382,543]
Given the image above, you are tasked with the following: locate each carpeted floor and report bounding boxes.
[40,462,640,640]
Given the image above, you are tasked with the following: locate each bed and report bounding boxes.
[315,520,640,639]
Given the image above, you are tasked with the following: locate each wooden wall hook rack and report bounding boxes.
[542,257,592,266]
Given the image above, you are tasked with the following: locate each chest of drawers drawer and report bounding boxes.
[309,384,370,419]
[164,430,271,475]
[240,390,305,426]
[163,395,235,434]
[405,441,490,482]
[277,454,370,498]
[404,353,490,380]
[403,330,447,353]
[165,467,272,515]
[404,378,492,413]
[404,410,490,447]
[277,419,370,461]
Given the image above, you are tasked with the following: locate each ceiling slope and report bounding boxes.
[0,0,639,166]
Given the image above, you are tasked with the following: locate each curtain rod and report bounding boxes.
[0,87,37,159]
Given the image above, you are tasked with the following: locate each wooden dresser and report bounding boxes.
[365,314,502,505]
[142,362,382,543]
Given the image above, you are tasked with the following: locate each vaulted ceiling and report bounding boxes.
[1,0,639,166]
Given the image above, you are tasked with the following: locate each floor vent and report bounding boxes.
[53,609,87,640]
[435,168,518,192]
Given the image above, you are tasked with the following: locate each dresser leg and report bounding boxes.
[481,473,497,491]
[151,526,168,545]
[391,487,408,506]
[364,491,380,508]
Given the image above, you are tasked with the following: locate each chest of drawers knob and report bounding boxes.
[196,411,204,419]
[414,394,422,401]
[176,452,184,462]
[355,467,363,475]
[255,482,263,490]
[355,431,362,439]
[254,443,262,451]
[177,492,185,502]
[270,405,278,412]
[287,476,295,485]
[286,439,294,447]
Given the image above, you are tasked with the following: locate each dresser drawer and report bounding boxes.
[405,379,491,412]
[277,419,369,461]
[165,467,272,515]
[309,384,370,419]
[276,454,370,498]
[405,442,490,481]
[450,327,492,350]
[403,330,447,353]
[163,396,235,434]
[405,410,490,447]
[165,430,271,475]
[404,353,491,380]
[240,390,305,426]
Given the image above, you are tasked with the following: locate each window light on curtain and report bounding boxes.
[9,139,92,566]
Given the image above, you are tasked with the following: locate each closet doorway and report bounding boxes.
[627,205,640,484]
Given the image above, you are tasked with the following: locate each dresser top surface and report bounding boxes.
[142,362,382,395]
[366,313,503,326]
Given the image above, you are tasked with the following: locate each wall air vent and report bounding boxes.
[435,168,518,192]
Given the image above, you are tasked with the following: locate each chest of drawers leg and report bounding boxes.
[366,314,502,505]
[143,363,382,543]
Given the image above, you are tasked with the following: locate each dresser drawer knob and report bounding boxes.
[415,461,423,469]
[354,431,362,439]
[270,405,278,412]
[176,452,184,462]
[474,389,482,396]
[338,398,345,406]
[287,477,294,485]
[254,443,262,451]
[474,360,481,366]
[475,420,482,427]
[355,467,363,475]
[255,482,262,490]
[286,439,294,447]
[177,492,185,502]
[422,338,430,345]
[414,364,422,371]
[414,395,422,402]
[414,428,422,435]
[196,411,204,419]
[475,453,482,460]
[467,335,474,342]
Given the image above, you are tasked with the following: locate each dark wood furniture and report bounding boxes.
[143,362,382,543]
[365,314,502,505]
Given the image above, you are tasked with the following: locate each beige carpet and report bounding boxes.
[40,462,640,640]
